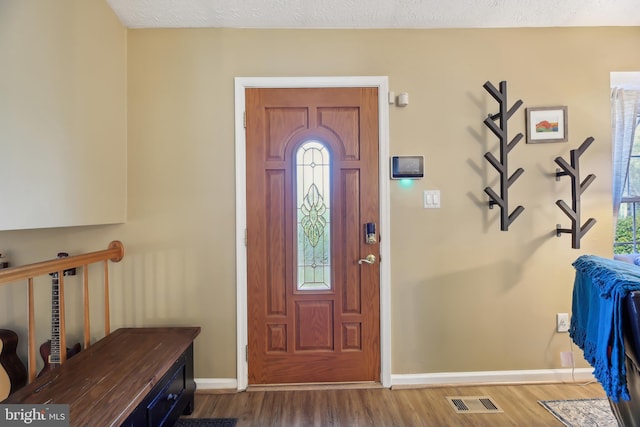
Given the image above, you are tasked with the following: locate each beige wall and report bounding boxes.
[0,0,126,230]
[2,3,640,381]
[124,27,640,377]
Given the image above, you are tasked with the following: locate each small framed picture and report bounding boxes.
[525,106,568,143]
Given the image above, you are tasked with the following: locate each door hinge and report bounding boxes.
[244,228,247,247]
[243,111,246,129]
[245,345,248,362]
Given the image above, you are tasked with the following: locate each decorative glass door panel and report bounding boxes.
[296,141,331,291]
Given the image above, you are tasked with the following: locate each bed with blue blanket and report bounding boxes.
[571,255,640,427]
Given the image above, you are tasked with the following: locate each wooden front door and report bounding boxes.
[246,87,380,384]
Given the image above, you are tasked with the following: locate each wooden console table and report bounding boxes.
[4,327,200,427]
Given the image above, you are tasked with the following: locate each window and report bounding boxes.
[615,118,640,254]
[296,141,331,290]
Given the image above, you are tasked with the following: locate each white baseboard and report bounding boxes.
[195,378,238,391]
[195,369,596,391]
[390,368,595,388]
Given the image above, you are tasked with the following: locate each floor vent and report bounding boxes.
[446,396,503,414]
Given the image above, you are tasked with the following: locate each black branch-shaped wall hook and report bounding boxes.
[483,80,525,231]
[555,137,597,249]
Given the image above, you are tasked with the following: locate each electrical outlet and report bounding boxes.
[557,313,570,333]
[560,351,575,367]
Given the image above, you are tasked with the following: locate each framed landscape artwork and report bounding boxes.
[525,106,568,143]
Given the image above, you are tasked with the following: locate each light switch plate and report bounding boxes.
[424,190,440,208]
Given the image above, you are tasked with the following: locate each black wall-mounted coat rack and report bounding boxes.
[482,80,525,231]
[555,137,597,249]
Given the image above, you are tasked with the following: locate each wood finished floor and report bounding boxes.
[182,381,608,426]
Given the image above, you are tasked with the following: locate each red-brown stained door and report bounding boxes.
[246,87,380,384]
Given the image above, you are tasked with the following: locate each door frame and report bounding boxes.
[234,76,391,390]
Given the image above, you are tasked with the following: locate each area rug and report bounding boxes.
[538,398,617,426]
[174,418,238,427]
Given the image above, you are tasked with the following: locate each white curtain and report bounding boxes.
[611,87,640,231]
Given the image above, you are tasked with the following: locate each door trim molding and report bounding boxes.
[234,76,391,390]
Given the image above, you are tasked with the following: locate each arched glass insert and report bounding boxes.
[296,141,331,290]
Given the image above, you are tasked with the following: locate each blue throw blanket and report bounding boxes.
[570,255,640,402]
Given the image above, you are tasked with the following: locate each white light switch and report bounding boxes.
[424,190,440,208]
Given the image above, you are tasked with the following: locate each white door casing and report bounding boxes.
[234,76,391,390]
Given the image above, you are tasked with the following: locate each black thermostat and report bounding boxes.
[391,156,424,179]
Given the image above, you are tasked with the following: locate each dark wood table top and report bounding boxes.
[4,327,201,426]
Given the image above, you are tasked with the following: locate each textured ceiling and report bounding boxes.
[106,0,640,29]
